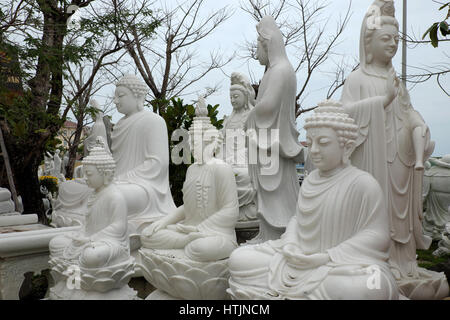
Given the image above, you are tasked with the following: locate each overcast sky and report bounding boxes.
[103,0,449,156]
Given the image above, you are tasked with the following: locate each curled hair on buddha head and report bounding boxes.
[230,72,256,109]
[82,136,116,175]
[304,100,358,148]
[116,74,149,110]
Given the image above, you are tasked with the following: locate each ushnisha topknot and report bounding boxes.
[304,100,358,147]
[371,0,395,17]
[82,137,116,172]
[116,74,149,98]
[189,97,223,150]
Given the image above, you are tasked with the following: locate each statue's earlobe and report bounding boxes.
[343,141,356,164]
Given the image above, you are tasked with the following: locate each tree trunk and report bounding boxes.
[65,122,84,179]
[13,155,47,224]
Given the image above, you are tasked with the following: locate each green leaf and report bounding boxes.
[439,21,449,36]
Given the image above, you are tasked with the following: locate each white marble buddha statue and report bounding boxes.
[222,72,257,224]
[48,138,136,299]
[138,105,239,299]
[140,113,239,262]
[53,75,176,237]
[227,101,400,300]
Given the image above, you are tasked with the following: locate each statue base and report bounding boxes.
[48,281,139,300]
[396,267,449,300]
[145,289,178,300]
[139,248,231,300]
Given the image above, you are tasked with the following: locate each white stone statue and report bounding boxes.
[48,138,137,299]
[139,103,239,299]
[62,152,69,176]
[53,75,176,239]
[0,188,15,214]
[84,100,110,157]
[51,149,65,182]
[246,15,304,242]
[43,153,54,176]
[227,102,400,300]
[339,0,448,300]
[434,218,450,257]
[222,72,257,226]
[422,155,450,240]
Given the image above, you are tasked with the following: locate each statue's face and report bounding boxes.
[114,86,139,116]
[190,132,217,163]
[306,127,343,174]
[256,35,269,66]
[230,89,245,111]
[84,164,104,190]
[369,23,399,64]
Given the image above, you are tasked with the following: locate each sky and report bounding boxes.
[99,0,449,156]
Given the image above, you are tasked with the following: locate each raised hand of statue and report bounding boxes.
[383,68,400,108]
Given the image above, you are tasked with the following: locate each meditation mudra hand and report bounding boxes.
[141,103,239,263]
[227,101,400,300]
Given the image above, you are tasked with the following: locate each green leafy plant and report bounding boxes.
[422,2,450,47]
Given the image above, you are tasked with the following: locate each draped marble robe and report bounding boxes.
[339,11,433,278]
[111,109,176,233]
[228,165,399,300]
[222,109,256,221]
[50,184,129,267]
[246,16,303,238]
[141,159,239,262]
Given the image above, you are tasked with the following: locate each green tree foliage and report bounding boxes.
[423,2,450,47]
[0,1,158,221]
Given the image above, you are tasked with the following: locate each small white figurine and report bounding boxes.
[84,99,110,156]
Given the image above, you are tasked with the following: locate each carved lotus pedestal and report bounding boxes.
[139,248,231,300]
[394,267,449,300]
[48,256,137,300]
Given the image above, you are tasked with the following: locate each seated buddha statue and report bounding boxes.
[140,103,239,262]
[48,138,136,299]
[52,75,176,236]
[138,103,239,299]
[227,101,400,300]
